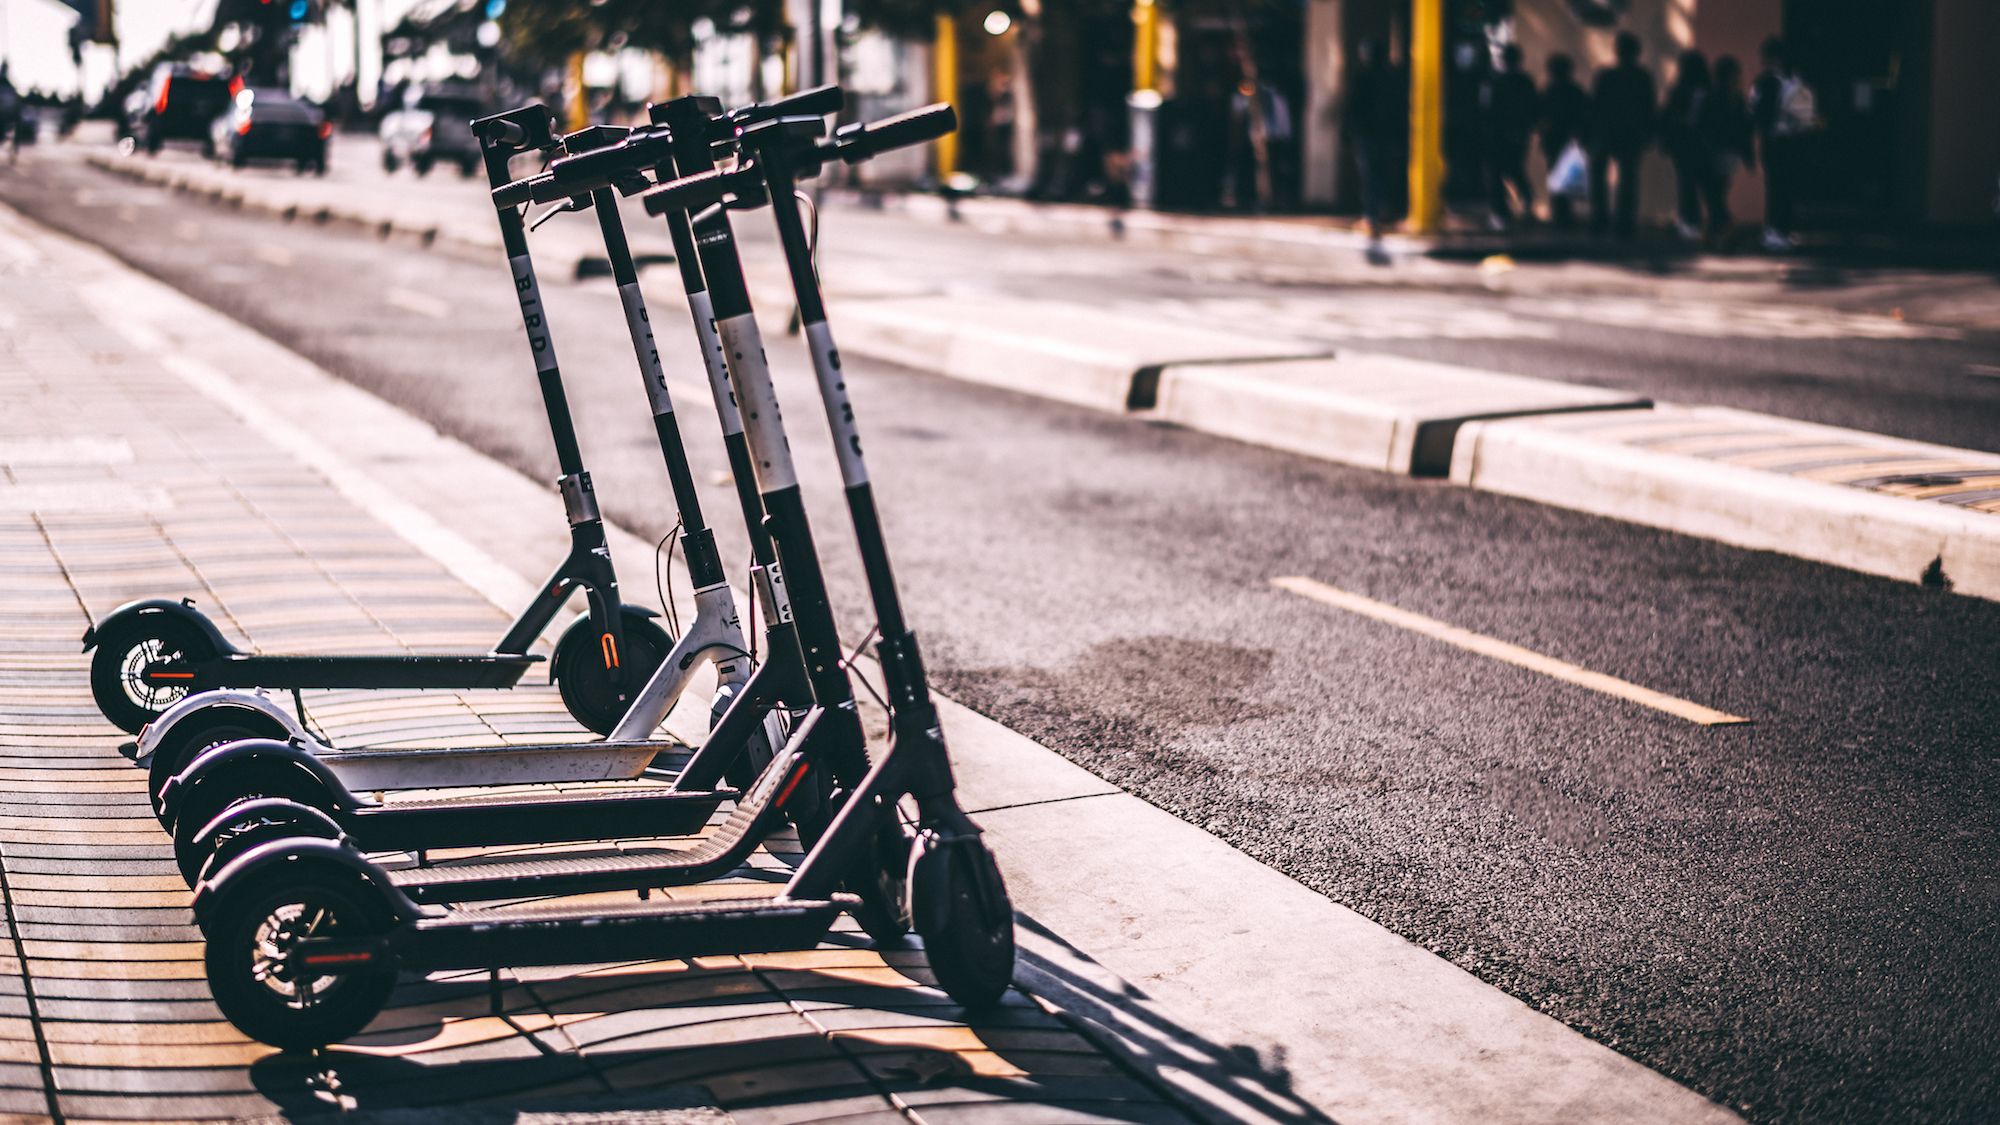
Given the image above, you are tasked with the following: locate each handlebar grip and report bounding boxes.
[543,130,673,197]
[836,103,957,163]
[640,166,736,217]
[492,174,542,208]
[732,84,844,127]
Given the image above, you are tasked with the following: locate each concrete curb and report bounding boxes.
[1452,406,2000,599]
[809,291,2000,601]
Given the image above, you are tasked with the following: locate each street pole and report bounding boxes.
[1127,0,1160,209]
[932,11,956,181]
[1407,0,1443,233]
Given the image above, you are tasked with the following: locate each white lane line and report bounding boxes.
[1273,575,1750,726]
[385,287,450,318]
[1968,364,2000,380]
[254,242,295,267]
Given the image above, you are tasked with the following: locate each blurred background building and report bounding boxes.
[3,0,1995,231]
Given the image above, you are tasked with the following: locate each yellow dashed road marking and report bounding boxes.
[1273,576,1749,726]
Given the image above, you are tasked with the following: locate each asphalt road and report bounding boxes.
[4,148,1997,1125]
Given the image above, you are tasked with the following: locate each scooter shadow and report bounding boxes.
[239,933,1322,1125]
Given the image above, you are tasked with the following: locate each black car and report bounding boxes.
[137,63,231,154]
[212,87,329,174]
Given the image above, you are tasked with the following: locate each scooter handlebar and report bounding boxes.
[832,102,957,164]
[640,165,753,217]
[728,84,844,128]
[538,128,676,200]
[492,173,544,208]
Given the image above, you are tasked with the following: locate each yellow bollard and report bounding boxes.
[566,50,588,134]
[1407,0,1443,233]
[1132,0,1158,94]
[933,13,959,179]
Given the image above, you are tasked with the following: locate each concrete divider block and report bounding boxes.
[1153,352,1649,475]
[829,294,1318,413]
[1451,405,2000,599]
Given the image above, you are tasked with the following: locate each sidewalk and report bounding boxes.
[0,200,1214,1125]
[0,169,1755,1123]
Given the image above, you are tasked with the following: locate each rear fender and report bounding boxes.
[164,738,360,818]
[193,837,423,930]
[81,598,240,656]
[137,692,305,761]
[192,797,346,886]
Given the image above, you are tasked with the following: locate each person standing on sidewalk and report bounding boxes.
[1488,44,1540,228]
[1344,36,1405,260]
[1661,49,1711,241]
[1588,32,1655,241]
[1540,53,1589,230]
[1750,36,1813,252]
[1698,55,1755,245]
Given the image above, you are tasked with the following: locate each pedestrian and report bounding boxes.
[1750,35,1814,252]
[1540,53,1588,229]
[1588,31,1655,241]
[1661,50,1710,241]
[1697,54,1754,244]
[1344,36,1405,259]
[1488,43,1539,227]
[1444,37,1492,214]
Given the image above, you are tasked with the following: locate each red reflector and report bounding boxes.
[236,119,253,135]
[147,672,195,679]
[318,121,333,139]
[155,76,170,114]
[774,762,810,808]
[303,951,373,965]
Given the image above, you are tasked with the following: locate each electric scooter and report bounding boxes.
[154,91,856,880]
[149,99,846,879]
[189,102,1011,1053]
[82,107,660,737]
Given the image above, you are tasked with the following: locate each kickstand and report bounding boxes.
[489,968,503,1017]
[291,688,331,746]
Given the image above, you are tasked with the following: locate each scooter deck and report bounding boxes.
[184,653,541,691]
[395,893,852,973]
[342,784,733,853]
[382,759,797,903]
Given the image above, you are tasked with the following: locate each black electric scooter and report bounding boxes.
[82,106,660,736]
[153,97,855,883]
[190,102,1011,1052]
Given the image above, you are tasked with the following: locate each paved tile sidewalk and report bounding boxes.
[0,208,1202,1123]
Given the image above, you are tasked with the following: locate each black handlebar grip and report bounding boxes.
[837,102,958,163]
[639,166,736,216]
[492,174,541,208]
[732,84,845,127]
[543,130,673,196]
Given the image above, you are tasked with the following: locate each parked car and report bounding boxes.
[136,63,231,155]
[212,87,329,174]
[377,84,483,176]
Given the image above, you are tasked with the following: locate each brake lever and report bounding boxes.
[528,195,593,232]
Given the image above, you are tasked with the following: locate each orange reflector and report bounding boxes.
[600,634,618,668]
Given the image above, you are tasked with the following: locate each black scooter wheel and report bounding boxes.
[90,615,216,735]
[552,609,672,735]
[204,871,397,1050]
[849,802,914,945]
[172,764,339,887]
[912,835,1015,1009]
[147,708,289,825]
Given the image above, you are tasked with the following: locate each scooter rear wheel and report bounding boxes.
[552,609,673,735]
[172,762,341,886]
[147,708,290,825]
[205,870,397,1050]
[90,615,216,735]
[912,835,1015,1009]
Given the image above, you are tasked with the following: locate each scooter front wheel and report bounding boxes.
[90,616,216,735]
[552,608,673,735]
[204,870,397,1050]
[911,834,1015,1009]
[848,798,914,944]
